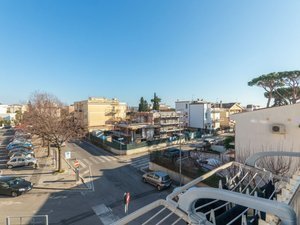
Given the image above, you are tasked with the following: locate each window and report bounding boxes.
[185,104,188,109]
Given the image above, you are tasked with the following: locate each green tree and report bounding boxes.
[249,71,300,107]
[279,70,300,104]
[138,97,149,112]
[248,73,284,108]
[224,136,234,150]
[151,93,161,110]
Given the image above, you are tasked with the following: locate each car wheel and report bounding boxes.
[11,191,18,197]
[28,162,33,166]
[157,185,162,191]
[7,165,13,169]
[143,178,147,183]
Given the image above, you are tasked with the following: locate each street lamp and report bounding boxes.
[178,111,183,186]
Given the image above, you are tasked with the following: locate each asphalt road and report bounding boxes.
[0,131,172,225]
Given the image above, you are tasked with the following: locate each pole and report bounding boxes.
[75,168,79,181]
[179,112,182,186]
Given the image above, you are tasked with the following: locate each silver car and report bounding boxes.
[9,152,34,160]
[7,157,38,169]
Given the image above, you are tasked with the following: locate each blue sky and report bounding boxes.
[0,0,299,107]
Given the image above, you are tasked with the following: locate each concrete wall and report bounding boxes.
[175,101,190,127]
[189,103,212,129]
[91,138,186,155]
[231,104,300,171]
[149,162,193,185]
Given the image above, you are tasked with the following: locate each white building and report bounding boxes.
[189,102,212,130]
[0,104,8,114]
[175,101,190,127]
[231,103,300,172]
[175,100,217,130]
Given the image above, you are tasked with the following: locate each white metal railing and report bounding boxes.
[113,153,299,225]
[6,215,48,225]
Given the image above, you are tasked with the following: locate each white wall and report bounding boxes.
[231,104,300,171]
[175,101,190,127]
[190,104,205,128]
[189,103,212,129]
[0,105,8,114]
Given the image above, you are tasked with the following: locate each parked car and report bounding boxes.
[9,152,34,159]
[142,171,172,190]
[7,157,38,169]
[200,158,222,166]
[163,148,185,159]
[6,142,33,151]
[0,176,33,197]
[204,138,216,144]
[8,149,35,158]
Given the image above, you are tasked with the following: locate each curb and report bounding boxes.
[63,157,90,190]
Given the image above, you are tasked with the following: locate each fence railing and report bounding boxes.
[90,135,170,151]
[6,215,48,225]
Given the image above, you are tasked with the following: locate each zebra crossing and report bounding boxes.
[77,154,150,177]
[77,156,118,168]
[130,156,150,171]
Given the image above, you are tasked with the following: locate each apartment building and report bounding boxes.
[213,102,244,129]
[74,97,127,131]
[175,100,219,131]
[134,111,183,138]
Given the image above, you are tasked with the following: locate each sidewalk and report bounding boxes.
[32,145,89,191]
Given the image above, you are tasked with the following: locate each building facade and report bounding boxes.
[175,101,190,128]
[134,111,183,138]
[231,103,300,172]
[74,97,127,131]
[213,102,244,129]
[176,100,219,131]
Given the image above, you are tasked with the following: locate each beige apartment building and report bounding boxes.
[74,97,127,131]
[213,102,244,129]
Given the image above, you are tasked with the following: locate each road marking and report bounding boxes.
[132,162,149,169]
[131,158,149,166]
[0,201,22,206]
[77,160,87,169]
[0,159,7,162]
[89,157,101,164]
[92,204,119,225]
[106,156,117,161]
[49,195,68,200]
[82,158,92,166]
[82,169,90,175]
[94,156,105,163]
[101,156,112,162]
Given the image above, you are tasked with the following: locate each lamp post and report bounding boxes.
[179,111,183,186]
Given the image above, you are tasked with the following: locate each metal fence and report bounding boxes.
[6,215,48,225]
[90,135,170,151]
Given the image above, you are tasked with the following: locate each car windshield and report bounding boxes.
[162,175,170,181]
[7,178,24,186]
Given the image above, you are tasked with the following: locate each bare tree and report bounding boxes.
[23,92,86,172]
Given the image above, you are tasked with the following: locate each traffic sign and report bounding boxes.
[65,151,71,159]
[74,160,80,168]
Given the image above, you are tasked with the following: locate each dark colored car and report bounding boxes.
[0,176,33,197]
[163,148,184,159]
[142,171,172,190]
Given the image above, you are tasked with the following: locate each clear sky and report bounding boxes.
[0,0,299,107]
